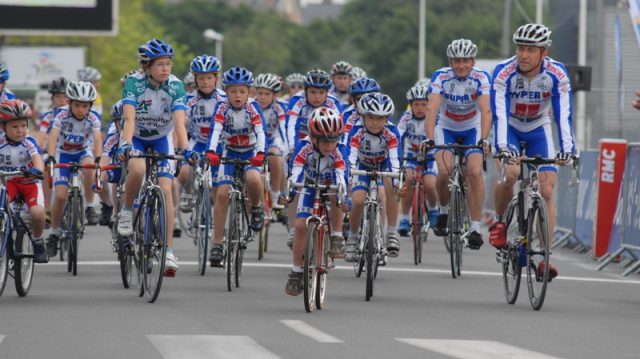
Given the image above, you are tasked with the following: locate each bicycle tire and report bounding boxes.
[119,236,134,289]
[304,221,318,312]
[196,185,210,276]
[234,207,246,288]
[143,187,167,303]
[448,187,462,279]
[412,183,424,265]
[258,191,270,260]
[526,197,550,311]
[226,195,238,292]
[71,189,83,276]
[354,216,366,278]
[315,222,329,310]
[365,203,377,301]
[14,227,34,297]
[0,217,9,297]
[502,198,521,304]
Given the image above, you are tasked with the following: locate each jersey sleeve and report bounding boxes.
[491,63,511,151]
[550,62,576,154]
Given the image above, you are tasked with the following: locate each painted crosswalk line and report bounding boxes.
[148,335,280,359]
[395,338,562,359]
[280,320,344,343]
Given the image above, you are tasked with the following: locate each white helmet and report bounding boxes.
[513,23,552,47]
[77,66,102,82]
[66,81,97,102]
[183,72,195,86]
[357,92,395,117]
[350,66,367,80]
[407,85,429,102]
[414,77,431,88]
[446,39,478,59]
[254,73,282,92]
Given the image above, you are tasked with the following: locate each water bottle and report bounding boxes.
[517,241,527,267]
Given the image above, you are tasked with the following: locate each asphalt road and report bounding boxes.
[0,221,639,359]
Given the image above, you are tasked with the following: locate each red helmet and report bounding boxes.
[0,99,32,123]
[308,107,343,141]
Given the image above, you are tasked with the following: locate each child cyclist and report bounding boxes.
[397,84,439,236]
[345,92,404,261]
[0,99,48,263]
[177,54,225,212]
[45,81,102,257]
[205,66,266,267]
[0,63,16,101]
[341,77,380,142]
[254,73,287,206]
[115,38,190,277]
[285,107,347,296]
[97,102,124,228]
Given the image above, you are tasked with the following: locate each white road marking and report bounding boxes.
[0,335,4,345]
[147,335,280,359]
[396,338,563,359]
[279,320,344,343]
[41,261,640,285]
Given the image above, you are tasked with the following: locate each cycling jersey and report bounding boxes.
[0,133,40,184]
[491,55,575,155]
[289,141,346,218]
[207,100,266,155]
[51,108,101,155]
[340,104,360,144]
[0,88,16,101]
[122,72,187,141]
[185,88,226,146]
[39,105,65,134]
[286,95,342,152]
[397,111,428,155]
[329,86,350,107]
[346,125,400,172]
[429,67,491,131]
[260,101,287,150]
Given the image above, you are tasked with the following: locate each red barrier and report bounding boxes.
[594,139,628,257]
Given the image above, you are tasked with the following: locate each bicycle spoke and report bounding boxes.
[527,199,550,311]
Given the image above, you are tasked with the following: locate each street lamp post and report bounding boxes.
[203,28,224,67]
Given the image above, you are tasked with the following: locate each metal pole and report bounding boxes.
[500,0,512,58]
[576,0,587,149]
[418,0,426,80]
[536,0,543,24]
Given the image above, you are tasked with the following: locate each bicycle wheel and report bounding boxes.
[119,236,134,289]
[304,221,318,312]
[234,208,247,288]
[14,227,34,297]
[0,217,8,297]
[315,223,329,310]
[71,190,83,276]
[412,184,424,265]
[448,187,463,279]
[143,188,167,303]
[354,216,367,278]
[226,196,238,292]
[258,191,270,260]
[195,185,210,276]
[501,199,522,304]
[526,197,550,311]
[365,204,378,301]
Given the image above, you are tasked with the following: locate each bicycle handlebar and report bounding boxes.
[350,169,401,178]
[0,169,43,181]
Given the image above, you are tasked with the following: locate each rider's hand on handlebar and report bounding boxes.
[206,151,221,166]
[251,152,266,167]
[478,138,492,156]
[115,143,132,161]
[556,152,574,166]
[420,139,435,155]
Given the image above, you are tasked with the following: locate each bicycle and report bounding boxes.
[51,162,104,276]
[350,168,402,301]
[124,149,184,303]
[403,155,435,265]
[108,163,135,289]
[219,158,254,292]
[258,152,287,260]
[184,154,212,275]
[496,148,574,310]
[432,142,485,279]
[286,178,344,312]
[0,169,43,297]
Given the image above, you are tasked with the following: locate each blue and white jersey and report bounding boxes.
[0,134,40,184]
[260,101,287,148]
[429,67,491,131]
[346,124,401,171]
[286,94,342,153]
[289,140,346,188]
[51,108,101,154]
[207,100,267,155]
[39,105,66,134]
[491,56,575,154]
[185,88,226,146]
[397,111,427,156]
[329,85,350,108]
[0,88,16,101]
[340,104,360,145]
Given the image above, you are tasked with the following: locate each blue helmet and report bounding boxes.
[304,69,332,89]
[190,54,220,73]
[349,77,380,96]
[222,67,253,87]
[137,38,174,65]
[357,92,395,117]
[0,63,8,83]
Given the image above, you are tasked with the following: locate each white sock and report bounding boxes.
[471,221,481,232]
[387,226,397,234]
[400,214,410,222]
[440,205,449,215]
[292,266,303,273]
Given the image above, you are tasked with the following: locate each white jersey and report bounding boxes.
[429,67,491,131]
[186,89,226,145]
[52,108,101,154]
[0,134,40,184]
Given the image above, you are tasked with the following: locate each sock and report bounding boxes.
[292,266,303,273]
[440,205,449,215]
[471,221,481,232]
[51,227,62,236]
[428,205,438,211]
[349,232,359,239]
[387,226,397,234]
[331,231,342,238]
[400,214,410,222]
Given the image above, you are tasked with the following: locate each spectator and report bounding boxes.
[632,90,640,111]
